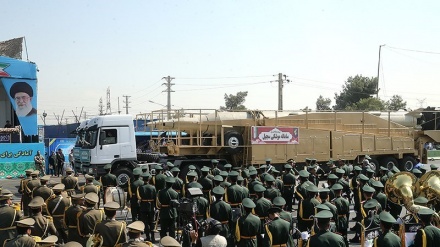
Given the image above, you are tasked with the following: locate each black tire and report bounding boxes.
[369,158,380,175]
[399,156,416,172]
[144,153,160,163]
[222,130,244,154]
[113,166,133,188]
[381,156,399,171]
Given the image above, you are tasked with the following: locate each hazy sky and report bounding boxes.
[3,1,440,125]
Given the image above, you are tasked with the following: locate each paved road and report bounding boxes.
[2,161,438,246]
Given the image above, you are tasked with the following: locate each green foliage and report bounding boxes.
[386,95,407,111]
[334,75,378,110]
[220,91,248,111]
[316,95,332,111]
[346,97,386,111]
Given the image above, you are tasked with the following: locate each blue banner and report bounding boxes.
[47,138,76,162]
[0,56,38,136]
[0,143,44,178]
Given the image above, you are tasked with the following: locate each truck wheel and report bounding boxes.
[114,166,133,188]
[369,158,380,175]
[381,156,399,171]
[399,156,416,172]
[223,130,244,154]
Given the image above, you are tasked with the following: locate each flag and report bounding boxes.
[0,37,23,59]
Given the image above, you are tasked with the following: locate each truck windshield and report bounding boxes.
[83,129,98,148]
[75,130,86,147]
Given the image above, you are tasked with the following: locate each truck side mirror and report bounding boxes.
[99,131,106,146]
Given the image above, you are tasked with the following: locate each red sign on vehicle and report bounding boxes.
[251,126,299,144]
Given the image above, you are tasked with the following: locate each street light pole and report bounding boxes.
[377,44,385,98]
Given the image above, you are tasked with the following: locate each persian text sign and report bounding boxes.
[251,126,299,144]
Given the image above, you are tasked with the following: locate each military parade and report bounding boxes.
[1,156,440,247]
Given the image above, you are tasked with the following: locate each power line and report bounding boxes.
[177,74,273,80]
[386,45,440,55]
[175,81,271,92]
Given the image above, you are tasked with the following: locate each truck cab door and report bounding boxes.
[97,128,121,163]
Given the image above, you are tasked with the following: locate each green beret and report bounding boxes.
[224,164,232,169]
[188,182,203,189]
[315,204,330,211]
[212,186,225,195]
[314,210,333,219]
[133,168,142,176]
[358,174,369,181]
[319,188,330,193]
[165,177,175,184]
[371,180,384,188]
[186,171,197,177]
[273,197,286,207]
[242,198,256,208]
[328,174,338,180]
[336,168,345,174]
[299,170,310,178]
[228,171,239,177]
[264,175,275,182]
[379,211,396,224]
[170,167,180,172]
[213,175,224,182]
[253,184,266,192]
[104,164,112,170]
[306,184,319,193]
[363,199,379,209]
[362,185,375,193]
[418,208,435,216]
[413,169,422,174]
[284,164,292,169]
[414,196,428,205]
[332,184,343,191]
[268,207,282,214]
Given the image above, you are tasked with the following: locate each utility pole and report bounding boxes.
[106,87,112,115]
[123,95,131,114]
[162,76,175,119]
[98,97,104,115]
[277,73,290,111]
[118,97,121,114]
[377,44,385,98]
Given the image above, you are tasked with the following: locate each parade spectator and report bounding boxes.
[56,149,65,176]
[48,151,56,176]
[34,150,45,176]
[3,120,12,128]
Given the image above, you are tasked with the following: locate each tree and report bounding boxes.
[316,95,332,111]
[334,75,378,110]
[347,97,386,111]
[220,91,248,111]
[386,95,407,111]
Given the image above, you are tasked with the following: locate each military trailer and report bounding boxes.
[147,108,440,173]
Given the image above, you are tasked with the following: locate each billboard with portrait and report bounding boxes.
[0,55,38,135]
